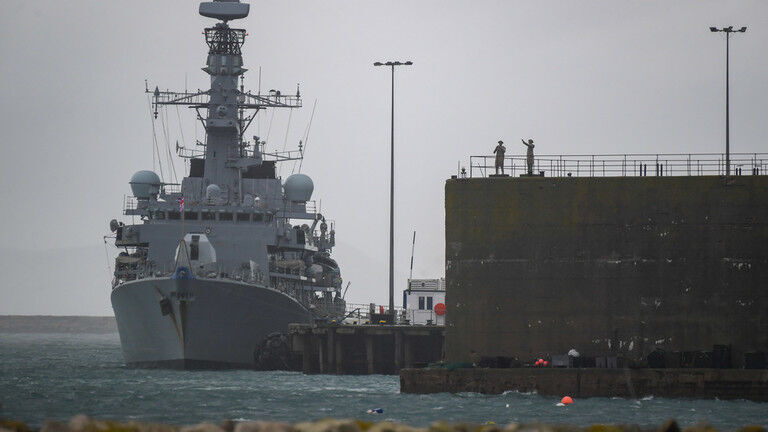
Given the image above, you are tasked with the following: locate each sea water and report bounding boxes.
[0,333,765,430]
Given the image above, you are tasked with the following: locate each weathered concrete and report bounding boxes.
[288,323,444,374]
[400,367,768,401]
[444,175,768,366]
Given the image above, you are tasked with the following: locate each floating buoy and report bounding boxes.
[561,396,573,405]
[542,360,549,367]
[366,408,383,414]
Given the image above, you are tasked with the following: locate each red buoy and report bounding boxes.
[543,360,549,367]
[561,396,573,405]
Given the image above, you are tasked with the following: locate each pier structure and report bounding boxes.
[288,322,444,374]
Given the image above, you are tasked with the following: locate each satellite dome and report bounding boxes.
[129,170,161,199]
[206,184,221,201]
[283,173,314,202]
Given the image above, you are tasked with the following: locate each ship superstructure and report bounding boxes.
[109,0,345,368]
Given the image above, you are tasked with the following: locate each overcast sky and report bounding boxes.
[1,0,766,315]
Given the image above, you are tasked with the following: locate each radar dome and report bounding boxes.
[283,173,314,202]
[129,170,161,199]
[206,184,221,201]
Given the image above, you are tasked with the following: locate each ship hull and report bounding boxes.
[111,277,311,369]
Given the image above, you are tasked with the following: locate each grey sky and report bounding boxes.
[0,0,766,315]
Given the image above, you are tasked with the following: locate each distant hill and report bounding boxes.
[0,315,117,333]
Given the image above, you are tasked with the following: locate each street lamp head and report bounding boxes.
[373,62,383,66]
[404,61,413,65]
[739,26,747,32]
[725,26,733,31]
[710,27,719,32]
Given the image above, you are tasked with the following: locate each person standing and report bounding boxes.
[493,140,506,175]
[521,138,535,175]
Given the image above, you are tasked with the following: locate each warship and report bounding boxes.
[109,0,345,368]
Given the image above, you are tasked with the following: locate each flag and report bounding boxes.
[177,195,184,212]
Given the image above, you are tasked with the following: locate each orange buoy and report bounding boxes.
[561,396,573,405]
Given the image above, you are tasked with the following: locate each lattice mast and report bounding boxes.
[147,0,301,193]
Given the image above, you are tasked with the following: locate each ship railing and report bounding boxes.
[123,195,138,212]
[161,183,181,195]
[278,200,318,216]
[343,303,407,324]
[177,146,206,159]
[467,153,768,178]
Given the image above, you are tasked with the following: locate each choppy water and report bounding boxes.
[0,333,765,430]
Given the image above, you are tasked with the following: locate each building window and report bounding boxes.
[168,211,181,220]
[202,212,215,220]
[184,211,198,220]
[253,213,263,222]
[152,210,165,220]
[236,213,250,222]
[427,297,433,310]
[219,212,233,221]
[418,296,425,310]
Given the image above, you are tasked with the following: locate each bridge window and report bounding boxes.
[168,211,181,220]
[202,212,215,221]
[253,213,263,222]
[184,211,198,220]
[219,212,233,221]
[237,213,250,222]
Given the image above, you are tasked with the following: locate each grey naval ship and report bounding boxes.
[108,0,345,369]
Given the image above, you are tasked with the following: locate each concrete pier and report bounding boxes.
[400,367,768,401]
[288,323,444,374]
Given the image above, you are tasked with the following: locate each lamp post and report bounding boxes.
[374,60,412,316]
[710,26,747,177]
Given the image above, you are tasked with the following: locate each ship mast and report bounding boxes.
[147,0,302,202]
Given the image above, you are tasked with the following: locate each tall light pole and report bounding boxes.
[710,26,747,177]
[374,60,412,316]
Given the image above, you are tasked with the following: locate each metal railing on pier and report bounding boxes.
[468,153,768,178]
[343,303,406,324]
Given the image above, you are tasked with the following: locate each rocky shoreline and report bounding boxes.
[0,416,765,432]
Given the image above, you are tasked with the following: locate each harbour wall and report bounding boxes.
[400,367,768,401]
[444,175,768,366]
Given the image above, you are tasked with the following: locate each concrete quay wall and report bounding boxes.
[444,175,768,366]
[400,368,768,401]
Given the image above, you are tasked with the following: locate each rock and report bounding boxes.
[682,424,718,432]
[234,421,294,432]
[0,419,31,432]
[68,415,93,432]
[660,420,681,432]
[41,421,69,432]
[587,426,625,432]
[367,422,422,432]
[738,427,767,432]
[181,423,225,432]
[294,419,359,432]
